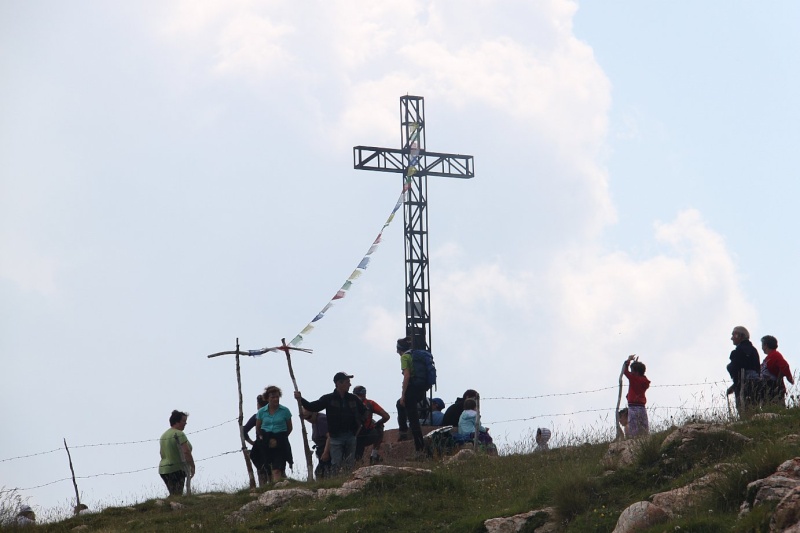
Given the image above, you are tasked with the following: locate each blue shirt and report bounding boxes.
[256,404,292,433]
[458,409,485,435]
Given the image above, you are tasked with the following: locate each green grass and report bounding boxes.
[25,406,800,532]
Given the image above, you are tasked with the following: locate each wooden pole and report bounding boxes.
[473,394,481,449]
[739,368,746,417]
[615,356,634,441]
[280,338,314,483]
[235,338,257,489]
[63,438,81,512]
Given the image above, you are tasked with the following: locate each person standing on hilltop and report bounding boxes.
[295,371,365,474]
[395,337,426,455]
[158,410,194,496]
[760,335,794,405]
[623,355,650,437]
[726,326,761,414]
[256,386,294,483]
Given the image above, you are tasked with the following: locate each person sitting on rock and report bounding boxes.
[442,389,478,427]
[455,398,492,446]
[353,385,390,465]
[429,398,445,426]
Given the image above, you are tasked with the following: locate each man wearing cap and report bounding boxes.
[295,372,366,473]
[353,385,391,464]
[429,398,446,426]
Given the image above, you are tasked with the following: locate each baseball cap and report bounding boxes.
[333,372,354,383]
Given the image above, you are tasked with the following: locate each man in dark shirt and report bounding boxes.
[441,389,478,428]
[726,325,761,415]
[295,371,366,473]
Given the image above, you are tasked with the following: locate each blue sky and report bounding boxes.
[2,0,798,519]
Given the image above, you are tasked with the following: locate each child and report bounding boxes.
[455,398,492,445]
[617,408,629,439]
[623,355,650,437]
[535,427,551,451]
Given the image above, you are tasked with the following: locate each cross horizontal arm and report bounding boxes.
[354,146,474,179]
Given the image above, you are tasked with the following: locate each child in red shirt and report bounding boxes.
[760,335,794,405]
[623,355,651,437]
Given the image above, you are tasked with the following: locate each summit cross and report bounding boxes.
[353,95,474,352]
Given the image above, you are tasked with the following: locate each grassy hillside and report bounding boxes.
[20,406,800,532]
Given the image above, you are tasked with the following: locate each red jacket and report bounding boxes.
[624,363,651,405]
[762,349,794,384]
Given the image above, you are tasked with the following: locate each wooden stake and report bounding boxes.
[615,356,633,441]
[63,438,81,513]
[235,338,257,489]
[473,394,481,450]
[279,338,314,483]
[206,339,314,482]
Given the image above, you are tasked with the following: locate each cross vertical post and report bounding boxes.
[353,95,474,352]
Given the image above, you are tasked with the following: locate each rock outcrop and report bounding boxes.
[483,506,558,533]
[227,464,432,523]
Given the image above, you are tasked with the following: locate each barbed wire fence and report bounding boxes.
[3,378,798,501]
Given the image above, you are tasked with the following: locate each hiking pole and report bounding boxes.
[615,355,635,441]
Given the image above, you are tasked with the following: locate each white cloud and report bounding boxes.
[370,209,756,401]
[0,232,58,296]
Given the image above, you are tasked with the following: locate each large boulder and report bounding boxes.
[771,485,800,532]
[742,457,800,514]
[659,424,751,456]
[484,507,558,533]
[602,440,638,469]
[650,464,731,515]
[613,463,733,531]
[228,464,432,522]
[611,501,669,533]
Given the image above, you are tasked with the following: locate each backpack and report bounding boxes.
[409,349,437,391]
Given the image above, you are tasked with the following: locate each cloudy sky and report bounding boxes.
[2,0,799,518]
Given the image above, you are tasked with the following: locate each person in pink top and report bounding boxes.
[760,335,794,405]
[623,355,651,437]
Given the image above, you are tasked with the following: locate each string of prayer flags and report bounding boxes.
[288,146,421,347]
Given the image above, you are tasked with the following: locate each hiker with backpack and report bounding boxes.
[395,336,436,455]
